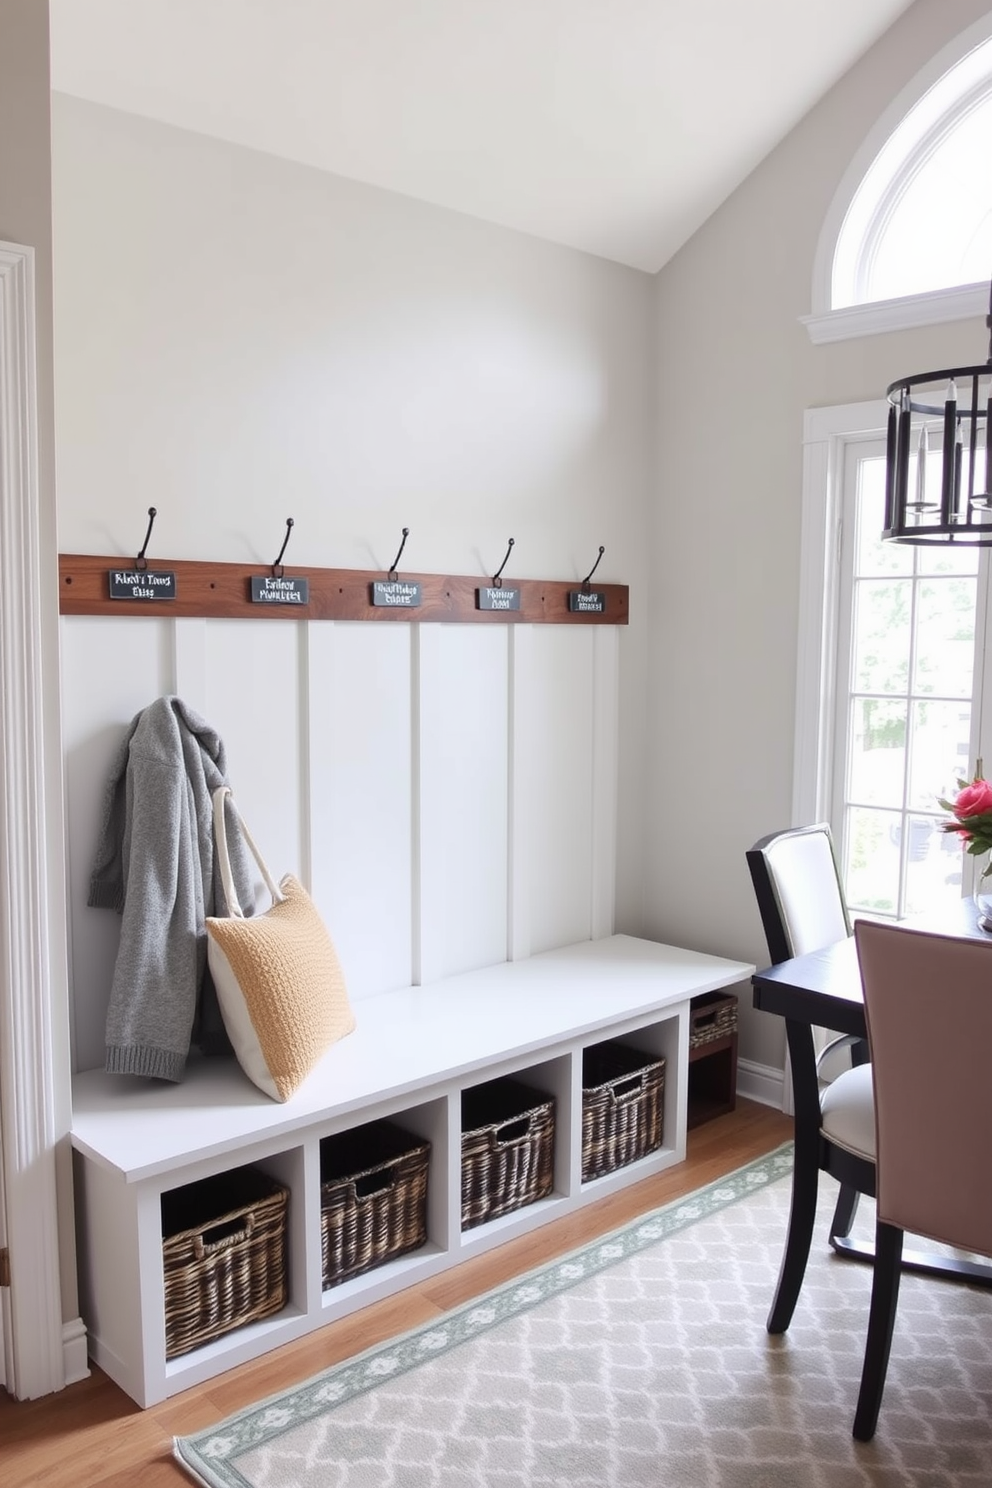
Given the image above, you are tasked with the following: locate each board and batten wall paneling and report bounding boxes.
[590,626,620,942]
[199,618,304,906]
[416,624,510,985]
[59,611,620,1072]
[509,626,617,958]
[60,617,179,1072]
[307,621,415,1001]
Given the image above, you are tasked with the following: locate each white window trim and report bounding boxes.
[803,281,988,346]
[793,400,888,828]
[796,398,992,919]
[805,10,992,345]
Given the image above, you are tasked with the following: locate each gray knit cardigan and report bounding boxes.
[88,695,258,1081]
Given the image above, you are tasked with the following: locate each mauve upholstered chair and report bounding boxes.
[852,920,992,1441]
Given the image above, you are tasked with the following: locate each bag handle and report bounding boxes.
[212,785,284,917]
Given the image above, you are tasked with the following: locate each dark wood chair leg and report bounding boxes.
[767,1018,822,1334]
[838,1043,870,1247]
[853,1220,904,1442]
[829,1183,860,1241]
[766,1142,819,1333]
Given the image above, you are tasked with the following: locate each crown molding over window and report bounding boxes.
[802,281,989,346]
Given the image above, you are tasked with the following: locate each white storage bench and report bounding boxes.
[70,933,752,1407]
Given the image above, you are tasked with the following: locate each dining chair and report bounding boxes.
[746,821,851,1022]
[851,919,992,1440]
[746,823,875,1331]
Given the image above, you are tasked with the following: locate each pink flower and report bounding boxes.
[938,764,992,858]
[954,778,992,818]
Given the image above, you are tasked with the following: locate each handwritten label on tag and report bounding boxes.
[568,590,606,613]
[108,569,176,601]
[251,576,310,605]
[477,586,521,611]
[371,580,422,608]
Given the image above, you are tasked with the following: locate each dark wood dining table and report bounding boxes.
[751,896,992,1286]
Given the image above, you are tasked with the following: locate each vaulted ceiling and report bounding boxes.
[49,0,917,272]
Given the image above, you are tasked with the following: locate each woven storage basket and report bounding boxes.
[320,1120,430,1288]
[461,1077,555,1231]
[161,1165,288,1360]
[689,992,738,1050]
[581,1040,666,1182]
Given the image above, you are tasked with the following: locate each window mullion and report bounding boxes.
[898,558,922,918]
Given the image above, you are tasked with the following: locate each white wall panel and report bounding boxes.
[417,625,509,984]
[511,627,599,957]
[307,622,414,1000]
[170,617,208,716]
[201,619,303,910]
[591,626,620,941]
[60,617,176,1071]
[60,611,619,1069]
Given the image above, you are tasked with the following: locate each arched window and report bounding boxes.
[836,37,992,307]
[807,15,992,342]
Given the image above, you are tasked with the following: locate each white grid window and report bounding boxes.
[832,439,992,918]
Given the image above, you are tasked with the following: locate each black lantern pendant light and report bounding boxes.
[883,282,992,544]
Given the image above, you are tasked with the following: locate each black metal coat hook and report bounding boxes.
[388,527,410,581]
[581,545,605,590]
[135,508,157,571]
[492,537,515,587]
[272,518,294,577]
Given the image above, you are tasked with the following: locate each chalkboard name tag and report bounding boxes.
[568,589,606,614]
[371,580,422,608]
[477,586,521,611]
[108,569,176,601]
[251,575,310,606]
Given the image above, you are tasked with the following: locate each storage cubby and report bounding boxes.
[581,1040,666,1183]
[319,1119,431,1288]
[160,1164,289,1360]
[70,934,751,1406]
[686,991,739,1129]
[460,1075,556,1231]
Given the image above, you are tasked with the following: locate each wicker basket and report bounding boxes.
[689,992,738,1050]
[161,1165,288,1360]
[581,1041,666,1182]
[461,1077,555,1231]
[320,1120,430,1288]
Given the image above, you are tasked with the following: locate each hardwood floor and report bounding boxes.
[1,1098,792,1487]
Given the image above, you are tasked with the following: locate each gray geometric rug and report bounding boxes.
[174,1144,992,1487]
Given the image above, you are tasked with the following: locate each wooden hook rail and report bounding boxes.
[57,554,629,625]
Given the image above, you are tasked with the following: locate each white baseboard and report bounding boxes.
[737,1058,786,1113]
[62,1317,90,1387]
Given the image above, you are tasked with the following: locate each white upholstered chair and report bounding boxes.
[746,824,876,1331]
[851,920,992,1441]
[747,823,853,1077]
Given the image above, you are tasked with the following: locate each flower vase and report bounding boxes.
[975,852,992,932]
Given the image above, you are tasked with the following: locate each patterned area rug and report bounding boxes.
[174,1145,992,1487]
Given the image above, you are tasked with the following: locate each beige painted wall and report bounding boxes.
[646,0,992,1069]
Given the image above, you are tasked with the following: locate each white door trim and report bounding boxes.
[793,400,888,828]
[0,241,69,1398]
